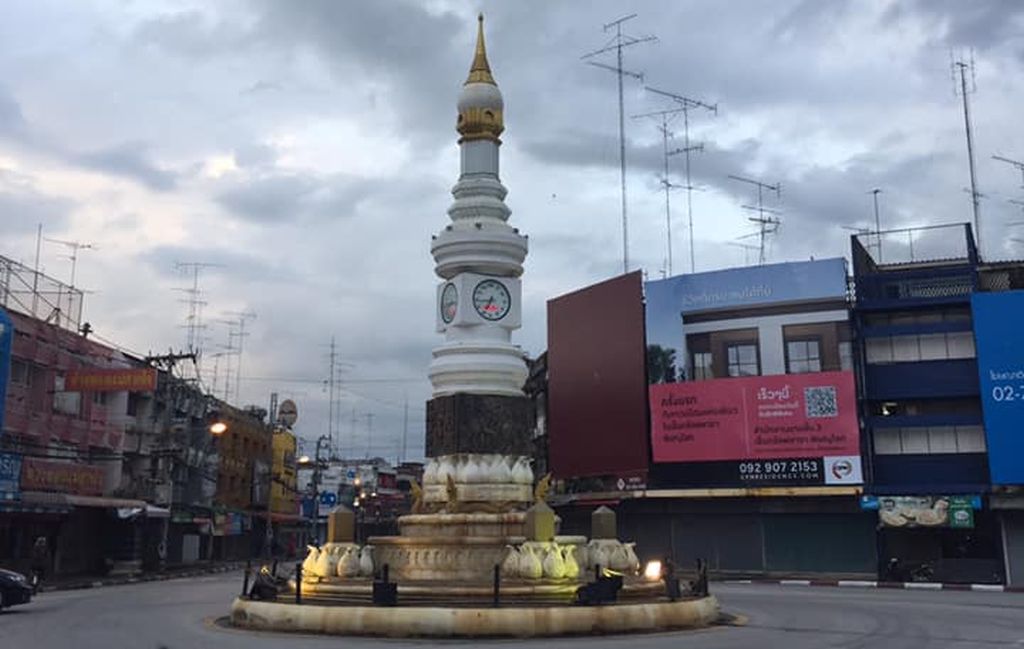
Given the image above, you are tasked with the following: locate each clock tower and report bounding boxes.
[427,15,533,456]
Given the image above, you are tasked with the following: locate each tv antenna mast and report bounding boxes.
[631,106,685,276]
[223,309,256,404]
[869,189,884,262]
[645,86,717,274]
[952,50,982,249]
[44,237,95,329]
[993,155,1024,218]
[728,241,759,266]
[174,261,222,370]
[729,174,781,265]
[582,13,656,275]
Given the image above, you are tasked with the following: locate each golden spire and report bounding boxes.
[465,13,496,86]
[456,13,504,143]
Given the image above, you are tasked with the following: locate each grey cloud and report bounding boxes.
[0,172,72,235]
[0,85,26,137]
[74,142,177,191]
[214,172,377,223]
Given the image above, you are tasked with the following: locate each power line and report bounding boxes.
[582,13,656,275]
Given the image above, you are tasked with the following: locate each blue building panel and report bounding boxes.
[864,359,980,401]
[870,453,990,494]
[972,291,1024,485]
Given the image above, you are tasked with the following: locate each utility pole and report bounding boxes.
[401,395,409,464]
[582,13,656,275]
[728,174,781,265]
[952,52,982,249]
[364,413,374,459]
[327,336,336,456]
[645,86,717,273]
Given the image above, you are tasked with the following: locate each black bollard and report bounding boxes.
[242,560,252,598]
[295,562,302,604]
[493,564,501,608]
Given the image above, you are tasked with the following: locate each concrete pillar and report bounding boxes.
[326,506,355,543]
[525,501,555,542]
[591,505,617,540]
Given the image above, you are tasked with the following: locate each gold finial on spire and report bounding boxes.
[465,12,496,86]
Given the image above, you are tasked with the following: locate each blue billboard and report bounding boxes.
[0,308,12,437]
[973,291,1024,485]
[0,452,21,501]
[645,259,848,381]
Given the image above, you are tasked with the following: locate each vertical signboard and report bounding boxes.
[972,291,1024,485]
[547,272,649,480]
[0,309,13,437]
[0,452,21,501]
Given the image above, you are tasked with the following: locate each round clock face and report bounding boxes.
[473,279,511,321]
[440,283,458,324]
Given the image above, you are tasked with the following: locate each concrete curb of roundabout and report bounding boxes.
[229,595,721,638]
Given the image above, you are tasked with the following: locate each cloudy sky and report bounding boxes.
[3,0,1023,460]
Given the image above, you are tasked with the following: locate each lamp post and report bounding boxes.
[301,435,330,545]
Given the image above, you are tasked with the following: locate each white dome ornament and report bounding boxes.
[423,459,439,486]
[562,546,580,579]
[542,545,566,579]
[359,545,375,577]
[501,545,520,578]
[518,545,543,579]
[302,546,319,579]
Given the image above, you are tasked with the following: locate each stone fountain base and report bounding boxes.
[230,594,720,637]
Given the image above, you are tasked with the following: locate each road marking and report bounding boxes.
[838,580,877,587]
[780,579,812,586]
[904,582,943,590]
[970,584,1005,592]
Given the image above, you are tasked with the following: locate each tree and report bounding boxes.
[647,344,678,384]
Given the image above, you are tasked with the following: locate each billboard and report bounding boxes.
[649,371,861,486]
[547,272,649,480]
[645,259,848,382]
[0,309,12,436]
[972,291,1024,485]
[863,495,979,529]
[21,458,105,495]
[66,367,157,392]
[0,452,21,501]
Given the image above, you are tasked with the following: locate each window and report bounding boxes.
[864,332,976,364]
[838,341,853,371]
[786,340,821,374]
[10,360,29,385]
[52,373,82,416]
[692,351,713,380]
[873,425,988,454]
[726,343,759,377]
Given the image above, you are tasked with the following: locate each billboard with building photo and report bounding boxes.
[645,259,861,487]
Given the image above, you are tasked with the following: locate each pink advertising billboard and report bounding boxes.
[649,371,862,486]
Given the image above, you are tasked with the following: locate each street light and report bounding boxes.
[209,421,228,435]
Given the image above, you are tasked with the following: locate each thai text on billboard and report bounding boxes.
[66,368,157,392]
[649,372,862,486]
[972,291,1024,485]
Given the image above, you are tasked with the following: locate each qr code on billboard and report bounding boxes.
[805,386,838,418]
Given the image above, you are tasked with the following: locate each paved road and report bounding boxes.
[3,571,1023,648]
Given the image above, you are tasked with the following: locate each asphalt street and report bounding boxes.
[2,571,1023,648]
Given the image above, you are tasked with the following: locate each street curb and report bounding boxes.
[720,578,1023,593]
[40,562,249,593]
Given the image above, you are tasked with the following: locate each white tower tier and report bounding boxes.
[429,15,528,398]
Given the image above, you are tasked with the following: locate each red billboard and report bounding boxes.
[547,272,649,480]
[649,371,861,486]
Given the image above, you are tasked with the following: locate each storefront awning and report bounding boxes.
[22,491,148,509]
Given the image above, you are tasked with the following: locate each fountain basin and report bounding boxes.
[230,594,719,637]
